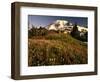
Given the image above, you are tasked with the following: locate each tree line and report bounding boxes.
[28,24,88,42]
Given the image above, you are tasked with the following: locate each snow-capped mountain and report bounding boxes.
[46,20,73,31]
[77,25,88,32]
[46,20,88,32]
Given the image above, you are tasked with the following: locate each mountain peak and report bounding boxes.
[46,19,87,32]
[46,20,73,31]
[55,20,68,23]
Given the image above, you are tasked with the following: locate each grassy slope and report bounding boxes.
[28,33,87,66]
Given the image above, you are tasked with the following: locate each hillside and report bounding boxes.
[28,33,87,66]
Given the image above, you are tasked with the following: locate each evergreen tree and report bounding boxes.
[71,23,78,37]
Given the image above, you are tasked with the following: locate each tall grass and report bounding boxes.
[28,33,87,66]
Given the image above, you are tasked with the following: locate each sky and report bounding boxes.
[28,15,88,28]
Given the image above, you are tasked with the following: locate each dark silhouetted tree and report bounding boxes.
[71,23,78,37]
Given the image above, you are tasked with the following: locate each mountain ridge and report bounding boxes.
[45,20,88,32]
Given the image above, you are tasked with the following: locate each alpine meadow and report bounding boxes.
[28,15,88,66]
